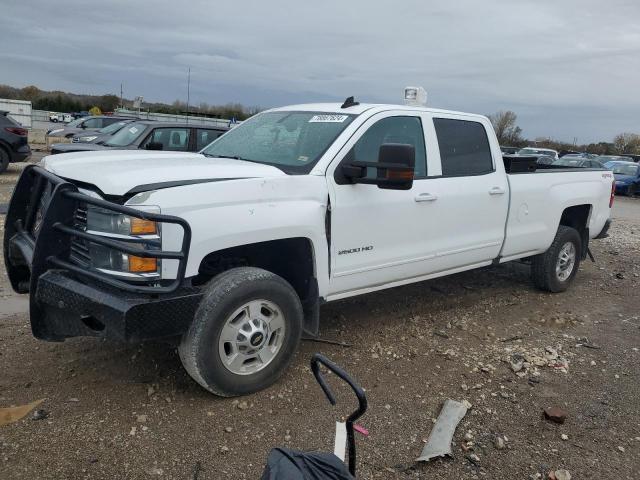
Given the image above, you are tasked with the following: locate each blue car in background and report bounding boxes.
[611,161,640,196]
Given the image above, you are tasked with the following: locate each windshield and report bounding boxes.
[66,117,87,128]
[98,120,129,135]
[612,164,639,176]
[105,122,146,147]
[201,111,356,173]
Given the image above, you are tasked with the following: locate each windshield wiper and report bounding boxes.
[203,153,256,163]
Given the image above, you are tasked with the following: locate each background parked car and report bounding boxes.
[552,157,604,168]
[71,119,135,144]
[594,155,634,166]
[560,152,597,159]
[610,161,640,195]
[49,112,73,123]
[51,121,228,154]
[0,110,31,173]
[536,154,556,165]
[622,154,640,163]
[46,115,129,139]
[517,147,559,159]
[500,146,519,155]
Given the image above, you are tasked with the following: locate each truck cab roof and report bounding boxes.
[269,102,488,120]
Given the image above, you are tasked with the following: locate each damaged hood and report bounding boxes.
[41,150,286,196]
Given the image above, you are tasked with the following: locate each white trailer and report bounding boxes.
[0,98,32,128]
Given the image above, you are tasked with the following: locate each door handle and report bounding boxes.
[489,186,506,195]
[415,193,438,202]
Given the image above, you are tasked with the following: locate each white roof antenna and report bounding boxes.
[403,86,427,107]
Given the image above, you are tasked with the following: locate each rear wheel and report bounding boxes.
[179,267,303,396]
[0,147,9,174]
[531,226,581,292]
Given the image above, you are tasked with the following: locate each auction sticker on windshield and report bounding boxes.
[129,126,139,134]
[309,114,349,123]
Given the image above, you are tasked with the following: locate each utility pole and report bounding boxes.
[120,83,123,109]
[186,68,191,125]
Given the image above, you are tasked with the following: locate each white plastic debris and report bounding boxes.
[416,399,469,462]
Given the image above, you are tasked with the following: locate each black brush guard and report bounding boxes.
[4,165,199,341]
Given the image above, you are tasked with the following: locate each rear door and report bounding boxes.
[422,115,509,266]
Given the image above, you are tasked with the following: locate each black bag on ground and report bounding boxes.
[260,448,354,480]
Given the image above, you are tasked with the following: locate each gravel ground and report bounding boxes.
[0,164,639,479]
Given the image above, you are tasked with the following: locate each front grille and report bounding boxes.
[9,164,191,295]
[70,204,90,267]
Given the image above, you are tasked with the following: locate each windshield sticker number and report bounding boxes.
[309,115,348,123]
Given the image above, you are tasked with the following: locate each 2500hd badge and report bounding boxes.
[338,245,374,255]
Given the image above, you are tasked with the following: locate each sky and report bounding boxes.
[1,0,639,143]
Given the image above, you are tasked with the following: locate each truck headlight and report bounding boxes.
[82,206,161,277]
[86,206,159,236]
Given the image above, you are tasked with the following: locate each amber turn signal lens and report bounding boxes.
[130,217,157,235]
[387,169,414,180]
[129,256,157,273]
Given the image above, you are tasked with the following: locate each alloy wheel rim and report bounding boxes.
[218,299,286,375]
[555,242,576,281]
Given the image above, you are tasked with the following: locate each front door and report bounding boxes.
[327,111,435,297]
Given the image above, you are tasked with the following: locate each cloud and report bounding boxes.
[0,0,638,142]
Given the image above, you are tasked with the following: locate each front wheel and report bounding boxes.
[179,267,303,396]
[531,226,582,292]
[629,184,637,197]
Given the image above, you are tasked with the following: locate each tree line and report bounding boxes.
[0,84,256,120]
[1,84,637,150]
[488,110,639,155]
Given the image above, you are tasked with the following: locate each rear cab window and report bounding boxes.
[433,118,494,176]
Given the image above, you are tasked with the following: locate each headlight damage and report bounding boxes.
[71,205,162,278]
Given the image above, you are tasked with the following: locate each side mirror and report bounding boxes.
[145,141,164,151]
[80,123,87,129]
[341,143,415,190]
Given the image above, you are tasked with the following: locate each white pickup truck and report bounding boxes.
[4,93,614,396]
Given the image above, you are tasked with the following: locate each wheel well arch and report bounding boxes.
[194,237,320,335]
[559,204,592,258]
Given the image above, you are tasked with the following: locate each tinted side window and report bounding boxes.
[434,118,493,176]
[196,129,224,150]
[146,128,190,151]
[83,118,102,128]
[345,116,427,178]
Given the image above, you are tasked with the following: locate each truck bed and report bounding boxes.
[499,159,613,260]
[502,155,606,174]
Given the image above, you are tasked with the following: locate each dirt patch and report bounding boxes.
[0,198,639,479]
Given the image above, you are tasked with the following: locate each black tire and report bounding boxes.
[531,226,582,293]
[0,147,9,174]
[178,267,303,397]
[629,184,637,197]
